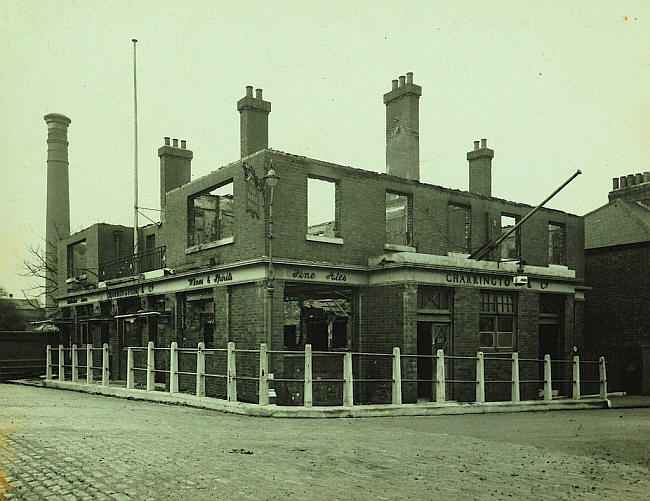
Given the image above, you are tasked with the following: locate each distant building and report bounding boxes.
[0,294,44,330]
[584,174,650,394]
[45,74,586,404]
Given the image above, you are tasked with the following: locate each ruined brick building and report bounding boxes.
[45,73,585,404]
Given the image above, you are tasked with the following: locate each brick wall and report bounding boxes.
[263,150,584,276]
[585,242,650,349]
[161,154,266,272]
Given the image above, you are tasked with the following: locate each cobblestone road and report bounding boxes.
[1,384,648,500]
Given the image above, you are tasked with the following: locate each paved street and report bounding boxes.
[0,384,648,500]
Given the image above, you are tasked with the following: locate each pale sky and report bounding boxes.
[0,1,648,297]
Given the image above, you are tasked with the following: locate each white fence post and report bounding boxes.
[392,347,402,405]
[343,352,353,407]
[304,344,313,407]
[126,347,134,389]
[58,344,65,381]
[476,351,485,404]
[572,355,580,400]
[102,343,109,386]
[599,356,608,399]
[71,344,78,383]
[170,342,179,394]
[259,343,269,406]
[46,345,52,380]
[196,342,206,397]
[511,352,520,403]
[227,342,237,402]
[436,349,446,403]
[86,344,93,384]
[146,341,154,391]
[543,354,552,401]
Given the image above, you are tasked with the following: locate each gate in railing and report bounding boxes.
[45,343,609,407]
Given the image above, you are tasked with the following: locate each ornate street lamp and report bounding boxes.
[242,160,280,347]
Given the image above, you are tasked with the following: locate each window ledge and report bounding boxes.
[384,243,416,252]
[306,234,344,245]
[185,236,234,255]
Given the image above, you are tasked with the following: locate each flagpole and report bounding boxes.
[132,38,139,271]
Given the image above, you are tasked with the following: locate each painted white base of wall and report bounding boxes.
[38,380,611,418]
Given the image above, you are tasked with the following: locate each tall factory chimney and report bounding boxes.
[44,113,71,309]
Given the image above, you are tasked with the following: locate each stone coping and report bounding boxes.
[38,380,610,418]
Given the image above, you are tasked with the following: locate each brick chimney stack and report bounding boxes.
[237,86,271,158]
[384,72,422,181]
[467,138,494,197]
[158,137,192,213]
[609,171,650,206]
[44,113,71,309]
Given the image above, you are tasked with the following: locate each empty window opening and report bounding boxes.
[188,181,233,246]
[67,239,87,278]
[307,177,338,238]
[283,285,354,351]
[548,222,566,265]
[386,192,412,246]
[500,214,520,261]
[448,203,471,254]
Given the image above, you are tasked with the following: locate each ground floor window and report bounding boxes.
[479,291,516,350]
[283,284,355,351]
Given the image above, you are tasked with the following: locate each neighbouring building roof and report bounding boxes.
[584,198,650,249]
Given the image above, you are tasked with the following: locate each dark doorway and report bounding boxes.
[538,323,561,361]
[417,322,433,400]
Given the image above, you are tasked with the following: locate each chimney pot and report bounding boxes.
[164,137,170,146]
[399,75,406,87]
[643,171,650,183]
[612,177,619,190]
[255,88,263,99]
[474,140,480,150]
[627,174,635,186]
[246,86,253,97]
[406,72,413,84]
[180,140,186,149]
[480,138,487,149]
[620,176,627,188]
[635,173,643,184]
[172,138,179,147]
[392,79,398,90]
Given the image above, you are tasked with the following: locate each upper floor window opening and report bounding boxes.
[386,191,412,247]
[307,177,339,238]
[448,203,472,254]
[548,222,566,265]
[500,214,520,261]
[67,239,87,278]
[187,180,234,247]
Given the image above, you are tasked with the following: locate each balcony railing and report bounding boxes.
[99,246,166,281]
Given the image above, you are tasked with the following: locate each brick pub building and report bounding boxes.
[46,73,585,404]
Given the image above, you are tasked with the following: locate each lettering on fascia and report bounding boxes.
[291,269,348,282]
[188,272,233,287]
[444,272,549,290]
[107,285,151,299]
[325,271,347,282]
[292,270,316,280]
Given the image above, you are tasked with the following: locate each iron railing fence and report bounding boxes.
[98,246,166,281]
